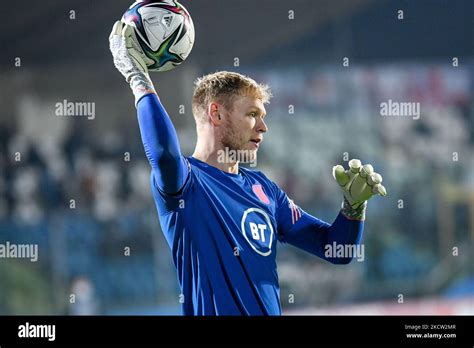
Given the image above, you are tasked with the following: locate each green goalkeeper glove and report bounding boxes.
[333,159,387,220]
[109,21,156,105]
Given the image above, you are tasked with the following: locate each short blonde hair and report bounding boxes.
[192,71,272,122]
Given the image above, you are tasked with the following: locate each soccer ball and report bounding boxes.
[122,0,195,72]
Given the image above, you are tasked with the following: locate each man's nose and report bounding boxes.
[257,118,268,133]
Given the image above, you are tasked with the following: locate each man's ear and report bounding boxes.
[208,102,223,126]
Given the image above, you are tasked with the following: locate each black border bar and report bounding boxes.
[0,315,472,346]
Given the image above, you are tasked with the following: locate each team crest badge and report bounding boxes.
[252,184,270,204]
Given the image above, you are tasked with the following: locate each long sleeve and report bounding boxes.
[136,93,188,195]
[274,184,364,264]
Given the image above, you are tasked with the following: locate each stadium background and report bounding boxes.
[0,0,472,315]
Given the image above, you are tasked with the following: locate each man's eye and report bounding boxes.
[250,112,257,117]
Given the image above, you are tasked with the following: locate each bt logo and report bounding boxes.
[249,222,268,242]
[241,208,274,256]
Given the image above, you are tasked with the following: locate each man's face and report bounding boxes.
[219,95,268,162]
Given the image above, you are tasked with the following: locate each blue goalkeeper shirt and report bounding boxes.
[137,93,364,316]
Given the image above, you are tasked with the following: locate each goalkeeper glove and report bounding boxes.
[109,21,156,105]
[333,159,387,220]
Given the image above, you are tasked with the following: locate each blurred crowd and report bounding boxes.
[0,63,472,314]
[0,120,153,223]
[0,118,165,314]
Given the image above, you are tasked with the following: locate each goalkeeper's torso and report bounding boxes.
[151,156,282,315]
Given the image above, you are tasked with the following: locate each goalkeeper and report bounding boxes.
[110,22,387,315]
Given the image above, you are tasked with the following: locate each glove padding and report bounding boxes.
[333,159,387,220]
[109,21,156,105]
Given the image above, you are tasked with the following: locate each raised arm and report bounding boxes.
[137,94,188,194]
[109,21,187,194]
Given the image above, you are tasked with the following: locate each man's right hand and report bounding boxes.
[109,21,156,105]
